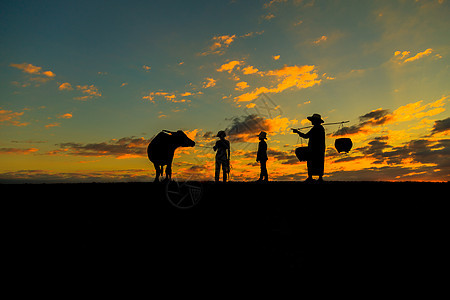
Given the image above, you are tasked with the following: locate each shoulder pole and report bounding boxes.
[292,120,349,130]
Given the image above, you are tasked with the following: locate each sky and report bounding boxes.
[0,0,449,182]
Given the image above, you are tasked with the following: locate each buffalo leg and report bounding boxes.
[153,163,163,182]
[165,163,172,181]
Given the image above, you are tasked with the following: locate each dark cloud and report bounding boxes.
[225,114,268,142]
[431,117,450,134]
[53,136,152,157]
[202,131,214,138]
[356,136,392,164]
[359,109,390,123]
[332,109,392,136]
[333,124,365,136]
[342,134,450,181]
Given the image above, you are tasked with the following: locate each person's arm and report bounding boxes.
[227,141,231,160]
[256,142,261,162]
[213,141,218,151]
[292,128,312,139]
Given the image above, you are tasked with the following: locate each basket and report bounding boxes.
[335,138,353,153]
[295,147,310,162]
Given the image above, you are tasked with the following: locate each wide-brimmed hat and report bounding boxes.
[216,130,226,137]
[257,131,267,139]
[307,113,324,123]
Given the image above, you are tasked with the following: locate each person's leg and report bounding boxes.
[215,161,220,182]
[257,161,263,181]
[261,160,268,181]
[222,162,228,182]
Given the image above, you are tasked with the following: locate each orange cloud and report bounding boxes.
[10,62,56,86]
[313,35,327,44]
[75,84,102,100]
[235,81,249,91]
[261,13,275,20]
[242,65,259,75]
[272,55,280,60]
[203,77,216,88]
[143,90,195,103]
[42,71,56,77]
[0,108,28,127]
[58,113,73,119]
[391,96,447,122]
[393,49,435,64]
[217,60,243,73]
[234,65,321,103]
[10,63,42,74]
[0,148,38,155]
[200,34,236,56]
[45,122,61,128]
[403,48,433,63]
[58,82,73,90]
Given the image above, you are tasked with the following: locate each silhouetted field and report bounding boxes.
[2,181,448,277]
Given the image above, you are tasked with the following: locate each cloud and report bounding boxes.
[239,31,264,38]
[235,81,249,91]
[50,136,152,159]
[242,65,259,75]
[74,84,102,100]
[263,0,287,8]
[391,96,447,122]
[403,48,433,63]
[10,62,56,86]
[0,148,38,155]
[431,117,450,134]
[10,62,55,77]
[272,55,280,60]
[199,34,236,56]
[142,65,151,71]
[217,60,243,73]
[393,48,435,64]
[313,35,327,44]
[143,90,196,103]
[42,71,55,77]
[225,114,297,142]
[333,96,447,137]
[45,122,61,128]
[58,82,73,91]
[0,108,29,127]
[203,77,216,88]
[58,113,73,119]
[261,13,276,21]
[234,65,321,103]
[10,63,42,74]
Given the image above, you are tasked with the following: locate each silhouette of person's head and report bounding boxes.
[307,113,324,126]
[258,131,267,140]
[217,130,226,139]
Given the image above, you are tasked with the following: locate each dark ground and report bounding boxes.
[2,181,448,278]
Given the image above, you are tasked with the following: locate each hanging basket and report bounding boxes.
[335,138,353,153]
[295,147,310,162]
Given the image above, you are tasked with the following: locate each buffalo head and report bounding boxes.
[163,130,195,147]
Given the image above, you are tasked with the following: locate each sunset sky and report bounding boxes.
[1,0,449,182]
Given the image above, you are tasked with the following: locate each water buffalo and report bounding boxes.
[147,130,195,182]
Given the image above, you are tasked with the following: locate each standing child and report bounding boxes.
[213,130,230,182]
[256,131,268,182]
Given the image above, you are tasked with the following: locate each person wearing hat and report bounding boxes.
[256,131,269,182]
[292,113,326,182]
[213,130,230,182]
